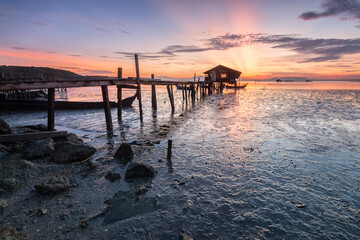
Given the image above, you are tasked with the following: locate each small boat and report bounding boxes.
[226,83,248,89]
[0,92,138,111]
[176,85,192,90]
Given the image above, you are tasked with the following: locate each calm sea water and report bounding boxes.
[1,81,360,239]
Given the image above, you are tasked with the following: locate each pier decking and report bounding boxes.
[0,54,214,140]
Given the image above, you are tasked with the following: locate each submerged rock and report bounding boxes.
[103,190,159,225]
[35,176,70,195]
[114,143,133,163]
[105,171,121,182]
[22,138,55,159]
[125,162,157,179]
[51,141,96,163]
[0,226,22,240]
[0,118,11,134]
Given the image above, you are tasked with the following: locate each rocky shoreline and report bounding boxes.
[0,117,174,240]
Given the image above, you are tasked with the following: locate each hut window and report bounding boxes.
[221,73,227,79]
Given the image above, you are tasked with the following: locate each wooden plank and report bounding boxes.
[0,131,67,143]
[0,79,209,91]
[47,88,55,131]
[134,54,143,122]
[101,85,113,131]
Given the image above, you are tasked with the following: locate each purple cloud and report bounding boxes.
[299,0,360,20]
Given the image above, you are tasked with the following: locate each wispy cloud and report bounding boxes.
[115,33,360,63]
[11,47,27,50]
[299,0,360,21]
[0,12,49,26]
[94,27,112,33]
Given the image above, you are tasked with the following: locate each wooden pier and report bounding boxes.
[0,54,214,139]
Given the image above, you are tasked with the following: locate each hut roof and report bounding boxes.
[203,65,242,76]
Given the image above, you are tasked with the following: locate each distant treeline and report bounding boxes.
[0,66,81,80]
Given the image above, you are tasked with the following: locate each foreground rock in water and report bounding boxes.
[114,143,133,164]
[0,226,22,240]
[125,162,157,179]
[0,118,12,134]
[103,190,159,225]
[35,176,70,195]
[22,138,55,159]
[179,229,193,240]
[51,141,96,163]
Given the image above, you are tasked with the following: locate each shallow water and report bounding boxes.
[1,81,360,239]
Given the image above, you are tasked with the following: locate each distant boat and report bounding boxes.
[0,90,137,111]
[176,85,191,90]
[226,83,248,89]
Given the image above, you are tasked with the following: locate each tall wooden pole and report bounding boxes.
[47,88,55,131]
[117,67,122,121]
[151,74,157,110]
[167,85,175,113]
[102,85,113,131]
[134,54,143,122]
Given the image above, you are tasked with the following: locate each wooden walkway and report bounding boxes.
[0,54,213,137]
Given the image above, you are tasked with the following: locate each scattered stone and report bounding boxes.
[0,118,12,134]
[114,143,133,164]
[38,208,47,216]
[80,220,88,229]
[51,141,96,164]
[103,190,159,225]
[0,226,21,240]
[105,172,121,182]
[60,212,69,220]
[296,204,306,208]
[125,162,157,179]
[22,138,55,159]
[179,229,193,240]
[22,124,47,132]
[0,199,8,216]
[35,176,70,195]
[0,178,18,190]
[65,133,84,144]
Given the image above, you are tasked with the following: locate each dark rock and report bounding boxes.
[105,171,121,182]
[51,141,96,164]
[0,226,22,240]
[35,176,70,195]
[22,138,55,159]
[179,229,193,240]
[0,118,11,134]
[125,162,157,179]
[0,178,18,190]
[22,124,47,132]
[114,143,133,163]
[53,133,83,144]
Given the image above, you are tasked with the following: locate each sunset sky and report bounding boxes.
[1,0,360,79]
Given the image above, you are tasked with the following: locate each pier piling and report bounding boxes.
[151,74,157,110]
[101,85,113,131]
[47,88,55,131]
[135,54,143,122]
[117,67,122,121]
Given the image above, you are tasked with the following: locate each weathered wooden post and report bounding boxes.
[117,67,122,121]
[182,85,185,101]
[151,74,157,110]
[134,54,143,122]
[167,85,175,113]
[101,85,113,131]
[167,139,173,159]
[185,85,188,105]
[47,88,55,131]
